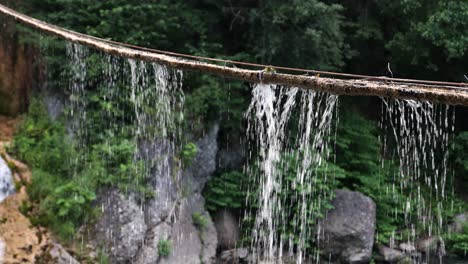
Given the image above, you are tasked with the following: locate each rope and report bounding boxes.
[1,3,468,106]
[69,25,468,89]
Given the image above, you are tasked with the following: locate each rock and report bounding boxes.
[319,189,376,263]
[217,139,245,171]
[135,222,172,264]
[219,248,249,262]
[214,209,240,250]
[417,236,444,255]
[448,212,468,234]
[377,245,405,263]
[159,194,218,264]
[201,211,219,264]
[93,189,147,263]
[0,156,15,202]
[185,123,220,192]
[399,243,416,253]
[141,138,179,227]
[48,242,80,264]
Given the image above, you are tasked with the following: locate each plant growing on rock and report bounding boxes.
[181,142,197,167]
[192,212,209,230]
[157,239,171,257]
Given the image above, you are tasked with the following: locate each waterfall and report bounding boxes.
[127,58,185,223]
[67,44,184,180]
[382,99,454,256]
[245,83,339,263]
[0,156,15,202]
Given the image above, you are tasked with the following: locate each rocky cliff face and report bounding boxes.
[0,0,43,116]
[92,124,220,264]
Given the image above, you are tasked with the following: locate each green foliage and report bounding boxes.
[96,249,110,264]
[204,171,249,212]
[157,239,171,257]
[12,98,149,242]
[181,142,197,167]
[453,132,468,193]
[53,183,96,220]
[192,212,209,230]
[13,99,74,175]
[445,224,468,257]
[246,0,348,70]
[377,0,468,80]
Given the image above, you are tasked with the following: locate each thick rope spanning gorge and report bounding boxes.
[1,3,468,105]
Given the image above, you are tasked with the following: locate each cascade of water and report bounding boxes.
[66,43,89,179]
[126,58,185,221]
[246,83,299,262]
[0,157,15,203]
[382,99,454,257]
[66,41,185,202]
[66,43,88,143]
[246,83,338,263]
[294,91,338,263]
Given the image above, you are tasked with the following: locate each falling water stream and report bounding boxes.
[0,156,14,203]
[66,44,185,250]
[381,99,454,262]
[246,83,338,263]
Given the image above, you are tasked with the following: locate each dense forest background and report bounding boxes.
[3,0,468,262]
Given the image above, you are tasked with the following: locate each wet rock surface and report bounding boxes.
[214,208,240,250]
[319,189,376,263]
[93,189,147,263]
[94,124,220,263]
[48,242,80,264]
[377,245,405,263]
[218,248,249,263]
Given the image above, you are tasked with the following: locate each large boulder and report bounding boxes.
[0,156,15,202]
[319,189,376,263]
[93,189,147,263]
[214,209,240,250]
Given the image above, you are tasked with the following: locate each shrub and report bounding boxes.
[181,142,197,167]
[445,224,468,257]
[157,239,171,257]
[192,212,209,230]
[204,171,249,212]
